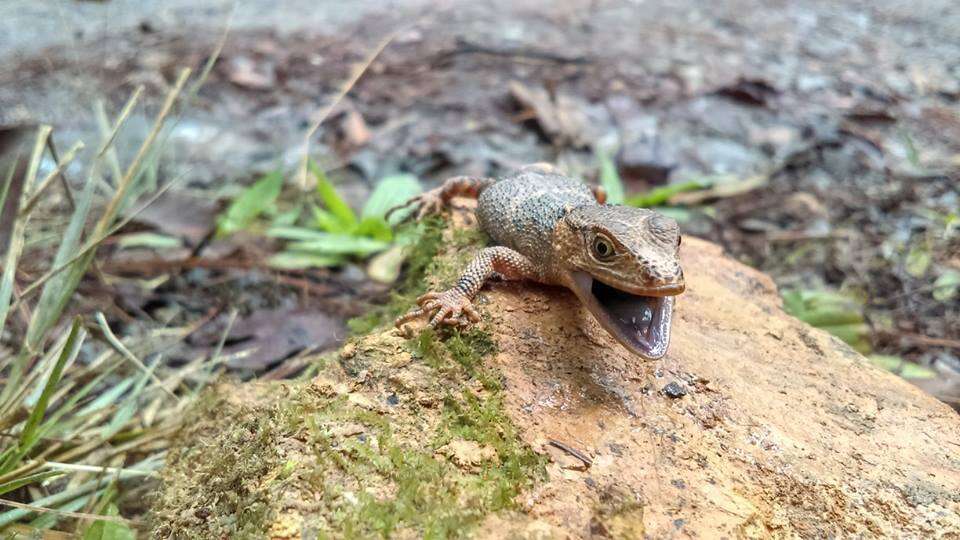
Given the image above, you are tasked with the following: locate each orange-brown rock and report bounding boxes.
[487,236,960,537]
[151,223,960,538]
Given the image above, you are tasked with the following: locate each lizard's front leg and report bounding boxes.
[386,175,493,222]
[395,246,537,329]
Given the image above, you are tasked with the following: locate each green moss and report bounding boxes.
[312,329,544,539]
[150,385,289,538]
[153,218,543,539]
[347,218,446,335]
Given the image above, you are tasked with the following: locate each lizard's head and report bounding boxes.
[556,205,685,360]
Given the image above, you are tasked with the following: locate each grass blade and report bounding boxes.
[0,471,63,497]
[0,126,50,335]
[310,160,357,228]
[0,318,84,474]
[216,169,284,235]
[597,149,624,205]
[361,174,422,224]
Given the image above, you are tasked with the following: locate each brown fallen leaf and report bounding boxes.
[224,55,276,90]
[191,308,345,372]
[128,190,218,246]
[509,81,592,147]
[713,78,778,107]
[669,174,768,205]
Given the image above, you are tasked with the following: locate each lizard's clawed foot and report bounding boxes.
[385,188,446,223]
[394,289,482,330]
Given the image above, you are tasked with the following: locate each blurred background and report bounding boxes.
[0,0,957,533]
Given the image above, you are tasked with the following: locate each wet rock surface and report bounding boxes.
[151,214,960,537]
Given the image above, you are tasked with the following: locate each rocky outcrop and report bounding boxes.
[150,214,960,538]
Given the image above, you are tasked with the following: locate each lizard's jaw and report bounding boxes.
[569,271,675,360]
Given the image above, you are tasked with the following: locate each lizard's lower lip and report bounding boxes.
[569,271,675,360]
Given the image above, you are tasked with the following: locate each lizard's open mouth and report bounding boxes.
[569,271,675,360]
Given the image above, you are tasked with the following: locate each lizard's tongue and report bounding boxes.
[569,271,674,360]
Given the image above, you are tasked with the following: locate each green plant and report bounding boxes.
[781,288,871,353]
[214,157,423,274]
[594,150,708,217]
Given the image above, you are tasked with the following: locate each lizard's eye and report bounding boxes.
[591,235,616,261]
[677,235,682,247]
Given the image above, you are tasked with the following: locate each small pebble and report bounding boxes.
[662,381,687,399]
[386,393,400,406]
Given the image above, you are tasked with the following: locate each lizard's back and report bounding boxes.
[476,170,595,264]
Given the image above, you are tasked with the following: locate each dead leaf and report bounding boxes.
[341,109,371,147]
[509,81,592,147]
[225,55,276,90]
[713,78,778,107]
[191,308,345,371]
[129,190,218,245]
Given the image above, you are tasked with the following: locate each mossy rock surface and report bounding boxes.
[150,208,960,538]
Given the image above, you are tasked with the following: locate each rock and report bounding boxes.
[660,381,687,399]
[151,218,960,538]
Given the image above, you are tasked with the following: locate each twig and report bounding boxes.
[43,460,159,479]
[295,28,403,189]
[45,137,76,211]
[20,140,84,217]
[900,334,960,350]
[548,439,593,467]
[440,37,591,65]
[90,69,190,241]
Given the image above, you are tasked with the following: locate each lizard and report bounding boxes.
[388,164,685,360]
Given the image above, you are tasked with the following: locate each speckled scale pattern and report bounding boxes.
[476,171,595,281]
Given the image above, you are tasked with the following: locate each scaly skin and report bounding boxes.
[392,164,686,359]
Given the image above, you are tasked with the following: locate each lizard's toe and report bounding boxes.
[462,304,482,323]
[416,292,440,305]
[394,308,426,329]
[397,289,480,330]
[416,196,444,219]
[428,306,453,327]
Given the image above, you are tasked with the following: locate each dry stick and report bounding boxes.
[901,334,960,350]
[90,69,191,242]
[547,439,593,467]
[95,312,179,401]
[43,460,158,479]
[94,86,145,163]
[0,498,140,527]
[45,138,76,211]
[19,141,84,217]
[187,2,234,100]
[295,28,402,189]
